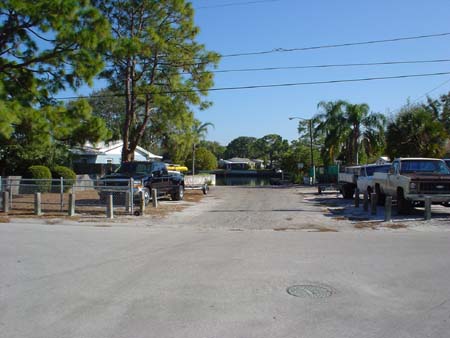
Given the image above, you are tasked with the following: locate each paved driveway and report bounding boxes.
[1,186,450,338]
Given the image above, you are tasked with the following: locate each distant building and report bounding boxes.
[219,158,265,170]
[70,141,162,175]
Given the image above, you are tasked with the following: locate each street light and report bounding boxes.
[289,116,315,185]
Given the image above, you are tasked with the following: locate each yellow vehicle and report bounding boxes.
[166,164,189,173]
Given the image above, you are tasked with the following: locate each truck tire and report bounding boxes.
[171,185,184,201]
[342,184,354,199]
[397,188,412,215]
[375,184,385,206]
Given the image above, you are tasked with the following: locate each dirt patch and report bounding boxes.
[382,223,407,229]
[273,225,338,232]
[354,222,379,230]
[0,216,10,223]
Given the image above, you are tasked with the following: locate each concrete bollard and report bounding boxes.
[354,188,360,208]
[2,191,9,213]
[363,192,369,212]
[68,193,75,216]
[370,193,377,215]
[34,192,42,216]
[106,193,114,219]
[139,190,146,215]
[384,196,392,222]
[424,197,432,221]
[152,189,158,208]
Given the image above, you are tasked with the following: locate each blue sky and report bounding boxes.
[190,0,450,145]
[68,0,450,146]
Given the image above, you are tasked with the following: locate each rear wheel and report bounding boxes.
[171,185,184,201]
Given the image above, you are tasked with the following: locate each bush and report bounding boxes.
[28,165,52,192]
[187,147,218,171]
[52,165,76,192]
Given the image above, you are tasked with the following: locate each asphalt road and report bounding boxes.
[1,186,450,338]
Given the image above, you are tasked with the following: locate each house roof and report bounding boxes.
[71,141,162,159]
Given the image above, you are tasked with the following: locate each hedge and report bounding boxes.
[52,166,76,192]
[28,165,52,193]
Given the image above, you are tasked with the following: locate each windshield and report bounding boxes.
[400,160,450,174]
[365,165,391,176]
[114,162,152,175]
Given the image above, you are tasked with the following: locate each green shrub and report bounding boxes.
[28,165,52,192]
[52,166,77,192]
[187,147,218,171]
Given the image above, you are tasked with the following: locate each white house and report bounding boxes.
[71,141,162,174]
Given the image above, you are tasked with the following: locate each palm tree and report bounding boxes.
[314,101,386,165]
[314,100,347,165]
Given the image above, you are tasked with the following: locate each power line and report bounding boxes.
[209,58,450,74]
[219,32,450,58]
[55,70,450,100]
[196,0,282,10]
[389,77,450,114]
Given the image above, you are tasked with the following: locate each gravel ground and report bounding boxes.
[147,185,450,232]
[2,185,450,338]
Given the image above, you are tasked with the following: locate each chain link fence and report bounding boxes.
[0,176,140,216]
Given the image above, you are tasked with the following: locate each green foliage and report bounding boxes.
[0,0,112,175]
[52,166,77,192]
[199,140,226,159]
[224,136,258,159]
[386,103,448,158]
[280,140,322,177]
[255,134,289,168]
[0,100,111,175]
[309,101,386,165]
[28,165,52,192]
[187,147,217,171]
[88,88,125,141]
[93,0,219,161]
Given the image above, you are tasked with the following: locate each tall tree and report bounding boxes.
[386,103,448,158]
[0,0,110,116]
[312,100,386,165]
[93,0,219,162]
[0,0,112,174]
[224,136,258,159]
[255,134,289,168]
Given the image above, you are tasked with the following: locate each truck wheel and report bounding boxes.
[171,185,184,201]
[342,185,354,199]
[375,185,385,206]
[397,189,412,215]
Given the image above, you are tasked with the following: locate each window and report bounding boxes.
[400,160,450,174]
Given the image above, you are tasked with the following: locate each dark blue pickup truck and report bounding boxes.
[99,161,185,204]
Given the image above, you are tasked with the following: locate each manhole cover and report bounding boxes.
[287,284,333,298]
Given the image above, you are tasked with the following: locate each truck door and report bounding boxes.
[387,161,400,195]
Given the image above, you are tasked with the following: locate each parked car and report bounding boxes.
[373,158,450,214]
[357,163,391,196]
[99,161,185,204]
